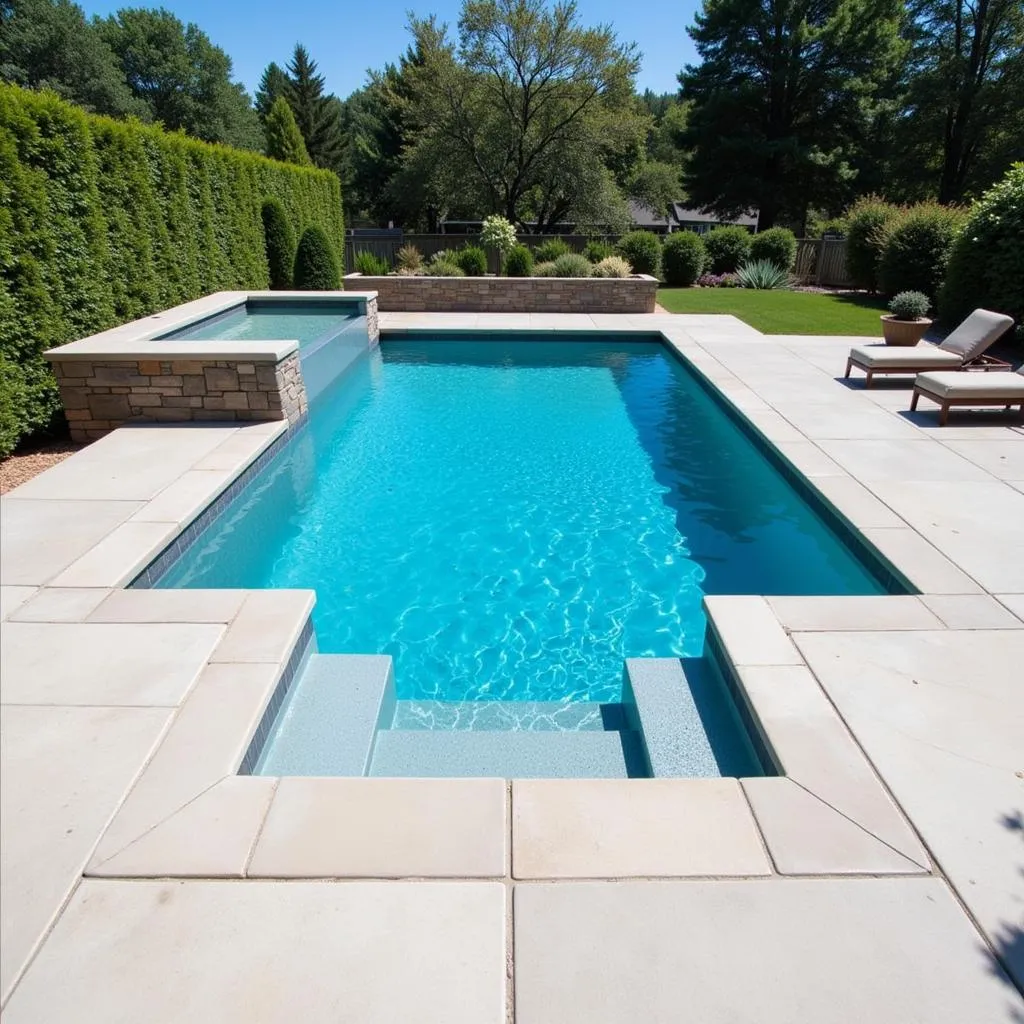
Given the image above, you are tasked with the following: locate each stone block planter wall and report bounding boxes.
[344,274,658,314]
[50,352,307,442]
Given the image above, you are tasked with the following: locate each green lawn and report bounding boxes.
[657,288,887,335]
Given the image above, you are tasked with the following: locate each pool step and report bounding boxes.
[368,727,641,779]
[391,698,626,732]
[256,653,395,776]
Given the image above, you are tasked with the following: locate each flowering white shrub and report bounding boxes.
[480,214,517,256]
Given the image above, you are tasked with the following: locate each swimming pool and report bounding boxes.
[146,332,903,776]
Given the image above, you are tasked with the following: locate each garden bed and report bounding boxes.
[344,273,658,314]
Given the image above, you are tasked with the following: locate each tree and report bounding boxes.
[0,0,143,117]
[284,44,344,171]
[679,0,904,228]
[265,96,310,165]
[400,0,644,229]
[902,0,1024,203]
[255,61,288,121]
[98,8,262,149]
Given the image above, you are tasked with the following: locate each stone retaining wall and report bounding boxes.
[345,274,658,314]
[51,353,306,442]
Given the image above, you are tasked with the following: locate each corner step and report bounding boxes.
[391,699,625,732]
[257,653,395,776]
[368,728,640,779]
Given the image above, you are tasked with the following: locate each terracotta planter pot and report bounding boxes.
[881,315,933,346]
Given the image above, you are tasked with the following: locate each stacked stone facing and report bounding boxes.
[51,352,307,442]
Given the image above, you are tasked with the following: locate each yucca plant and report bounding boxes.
[735,259,792,290]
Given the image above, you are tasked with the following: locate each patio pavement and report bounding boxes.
[1,313,1022,1022]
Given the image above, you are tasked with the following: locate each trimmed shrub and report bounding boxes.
[888,291,930,320]
[702,227,752,274]
[454,244,487,276]
[749,227,797,271]
[552,253,592,277]
[845,196,902,292]
[294,226,340,289]
[662,232,706,286]
[424,260,465,276]
[939,164,1024,336]
[395,244,423,273]
[879,202,967,300]
[533,261,558,277]
[736,260,791,289]
[264,97,311,166]
[261,198,296,289]
[616,231,662,276]
[533,238,570,263]
[504,244,533,277]
[583,240,615,264]
[591,255,631,278]
[0,83,343,455]
[353,250,389,276]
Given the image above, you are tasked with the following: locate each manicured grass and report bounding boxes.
[657,288,887,335]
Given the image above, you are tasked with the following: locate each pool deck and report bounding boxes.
[1,311,1022,1022]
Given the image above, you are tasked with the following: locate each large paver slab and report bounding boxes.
[767,595,942,631]
[0,621,223,706]
[8,587,111,622]
[512,779,769,878]
[3,880,507,1023]
[796,629,1024,988]
[514,879,1022,1023]
[0,498,141,585]
[942,439,1024,481]
[0,705,170,1002]
[7,424,238,501]
[819,438,992,482]
[248,777,508,877]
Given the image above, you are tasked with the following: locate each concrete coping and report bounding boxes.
[48,339,300,362]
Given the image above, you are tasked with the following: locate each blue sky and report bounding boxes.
[80,0,700,100]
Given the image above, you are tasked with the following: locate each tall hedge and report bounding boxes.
[0,84,343,455]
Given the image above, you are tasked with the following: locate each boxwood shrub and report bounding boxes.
[0,83,343,455]
[702,227,752,274]
[662,232,706,286]
[454,244,488,276]
[616,231,662,276]
[749,227,797,271]
[504,244,533,277]
[294,226,340,289]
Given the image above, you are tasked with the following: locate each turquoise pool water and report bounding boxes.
[158,300,357,347]
[157,335,892,705]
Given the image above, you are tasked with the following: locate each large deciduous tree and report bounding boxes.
[902,0,1024,203]
[400,0,644,229]
[679,0,903,227]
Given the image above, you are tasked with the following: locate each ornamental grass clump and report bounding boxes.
[583,240,615,264]
[662,232,706,286]
[533,238,571,263]
[395,244,424,273]
[552,253,592,277]
[616,231,661,276]
[353,250,389,276]
[591,255,631,278]
[424,260,465,276]
[888,291,930,321]
[533,261,559,277]
[735,259,791,290]
[749,227,797,271]
[504,244,534,277]
[294,226,340,289]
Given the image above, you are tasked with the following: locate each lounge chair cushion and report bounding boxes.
[849,344,963,369]
[915,367,1024,400]
[936,308,1015,360]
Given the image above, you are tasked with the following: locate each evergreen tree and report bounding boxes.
[265,96,311,165]
[255,61,288,122]
[679,0,903,227]
[284,44,344,171]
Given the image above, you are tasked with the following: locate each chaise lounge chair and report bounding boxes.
[844,308,1014,387]
[910,365,1024,425]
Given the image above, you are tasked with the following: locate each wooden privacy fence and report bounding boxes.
[345,232,853,286]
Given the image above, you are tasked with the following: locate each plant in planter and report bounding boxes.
[882,290,932,346]
[481,214,517,272]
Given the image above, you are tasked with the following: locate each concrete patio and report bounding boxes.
[1,312,1022,1022]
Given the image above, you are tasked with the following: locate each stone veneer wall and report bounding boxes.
[345,274,658,314]
[51,353,307,442]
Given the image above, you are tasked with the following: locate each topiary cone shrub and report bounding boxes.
[261,198,296,289]
[662,232,706,286]
[294,225,340,290]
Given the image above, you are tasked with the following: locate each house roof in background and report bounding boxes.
[670,203,759,227]
[627,201,672,228]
